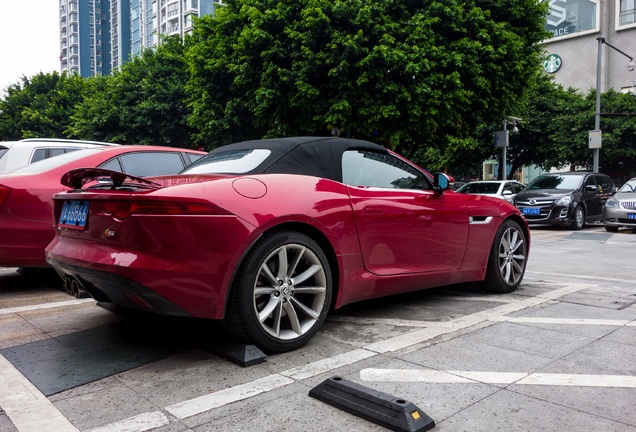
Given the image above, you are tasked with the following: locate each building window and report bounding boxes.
[617,0,636,28]
[544,0,599,41]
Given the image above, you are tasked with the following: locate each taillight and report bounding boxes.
[0,186,10,206]
[99,200,230,220]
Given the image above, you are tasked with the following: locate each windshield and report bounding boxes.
[527,174,583,190]
[181,149,271,174]
[618,179,636,193]
[6,148,102,174]
[457,182,500,194]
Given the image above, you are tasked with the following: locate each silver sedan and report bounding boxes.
[603,177,636,232]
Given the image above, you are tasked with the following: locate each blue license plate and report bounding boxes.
[59,200,89,230]
[522,207,540,215]
[628,214,636,220]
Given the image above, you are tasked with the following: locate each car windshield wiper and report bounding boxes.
[61,168,162,190]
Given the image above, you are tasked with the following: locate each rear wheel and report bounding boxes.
[569,206,585,230]
[483,219,528,293]
[224,230,332,353]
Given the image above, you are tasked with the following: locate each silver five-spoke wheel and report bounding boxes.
[254,243,327,340]
[484,219,528,293]
[224,231,332,353]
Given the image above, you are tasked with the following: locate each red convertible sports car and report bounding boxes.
[0,145,205,269]
[46,137,530,353]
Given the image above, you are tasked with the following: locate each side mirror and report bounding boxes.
[585,185,597,192]
[433,173,451,192]
[502,190,513,196]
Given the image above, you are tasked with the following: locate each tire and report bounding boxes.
[224,230,332,353]
[569,206,585,230]
[483,219,528,293]
[605,226,619,233]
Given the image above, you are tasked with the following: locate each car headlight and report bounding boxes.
[556,196,572,206]
[605,198,619,208]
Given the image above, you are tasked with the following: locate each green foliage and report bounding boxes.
[68,36,194,147]
[186,0,549,152]
[0,72,86,140]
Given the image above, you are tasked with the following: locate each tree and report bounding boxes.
[0,72,86,140]
[186,0,549,153]
[68,36,194,147]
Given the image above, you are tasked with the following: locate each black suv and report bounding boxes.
[514,172,615,230]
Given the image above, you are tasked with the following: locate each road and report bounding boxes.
[1,225,635,432]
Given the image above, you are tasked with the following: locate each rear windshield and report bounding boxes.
[7,148,102,174]
[181,149,271,174]
[0,148,8,161]
[528,175,583,190]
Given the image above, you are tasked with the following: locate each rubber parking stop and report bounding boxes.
[309,376,435,432]
[199,338,267,367]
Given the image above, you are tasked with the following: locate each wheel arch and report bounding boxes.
[224,221,340,316]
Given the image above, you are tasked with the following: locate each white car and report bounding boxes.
[456,180,526,203]
[0,138,118,173]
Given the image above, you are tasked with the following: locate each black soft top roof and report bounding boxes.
[208,136,389,182]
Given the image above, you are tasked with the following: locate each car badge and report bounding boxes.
[104,229,116,238]
[529,199,536,205]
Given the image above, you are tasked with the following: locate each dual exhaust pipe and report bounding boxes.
[63,276,90,299]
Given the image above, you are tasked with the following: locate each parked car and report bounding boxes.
[456,180,526,203]
[46,137,530,353]
[0,138,119,173]
[0,145,205,269]
[514,171,615,230]
[603,177,636,232]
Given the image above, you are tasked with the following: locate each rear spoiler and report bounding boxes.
[61,168,161,190]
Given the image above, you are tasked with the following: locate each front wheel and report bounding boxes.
[605,226,619,233]
[483,219,528,293]
[224,230,332,353]
[569,206,585,230]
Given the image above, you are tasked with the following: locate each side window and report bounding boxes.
[31,148,47,163]
[503,183,514,194]
[118,152,185,177]
[50,148,66,157]
[99,158,124,172]
[342,150,431,190]
[514,183,525,194]
[584,175,597,191]
[596,175,612,192]
[184,153,203,165]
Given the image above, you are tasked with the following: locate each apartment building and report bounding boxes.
[60,0,225,77]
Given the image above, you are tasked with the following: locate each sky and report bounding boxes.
[0,0,61,95]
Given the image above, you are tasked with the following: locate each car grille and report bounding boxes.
[620,200,636,210]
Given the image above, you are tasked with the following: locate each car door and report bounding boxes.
[581,175,602,218]
[342,150,469,276]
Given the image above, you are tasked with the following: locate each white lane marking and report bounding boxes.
[165,374,294,419]
[361,368,527,384]
[360,368,636,388]
[327,316,455,328]
[282,348,376,380]
[0,354,78,432]
[0,299,95,316]
[490,317,634,326]
[86,412,169,432]
[517,373,636,387]
[526,270,632,284]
